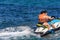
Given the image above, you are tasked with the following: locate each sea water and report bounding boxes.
[0,0,60,40]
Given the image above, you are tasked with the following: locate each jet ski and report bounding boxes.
[34,18,60,37]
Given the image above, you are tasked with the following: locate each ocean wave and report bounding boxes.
[0,26,41,40]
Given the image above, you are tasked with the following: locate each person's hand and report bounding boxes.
[52,17,54,19]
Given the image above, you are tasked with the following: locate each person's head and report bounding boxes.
[40,10,47,15]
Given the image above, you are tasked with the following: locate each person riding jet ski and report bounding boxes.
[38,10,56,30]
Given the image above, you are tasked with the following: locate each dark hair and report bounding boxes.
[40,10,47,14]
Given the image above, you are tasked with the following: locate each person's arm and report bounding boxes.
[48,16,54,20]
[45,16,54,20]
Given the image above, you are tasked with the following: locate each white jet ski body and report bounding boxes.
[34,19,60,37]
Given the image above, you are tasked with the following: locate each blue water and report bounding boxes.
[0,0,60,40]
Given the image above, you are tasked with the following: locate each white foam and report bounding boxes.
[0,26,40,40]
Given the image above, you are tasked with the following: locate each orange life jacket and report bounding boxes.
[39,14,48,23]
